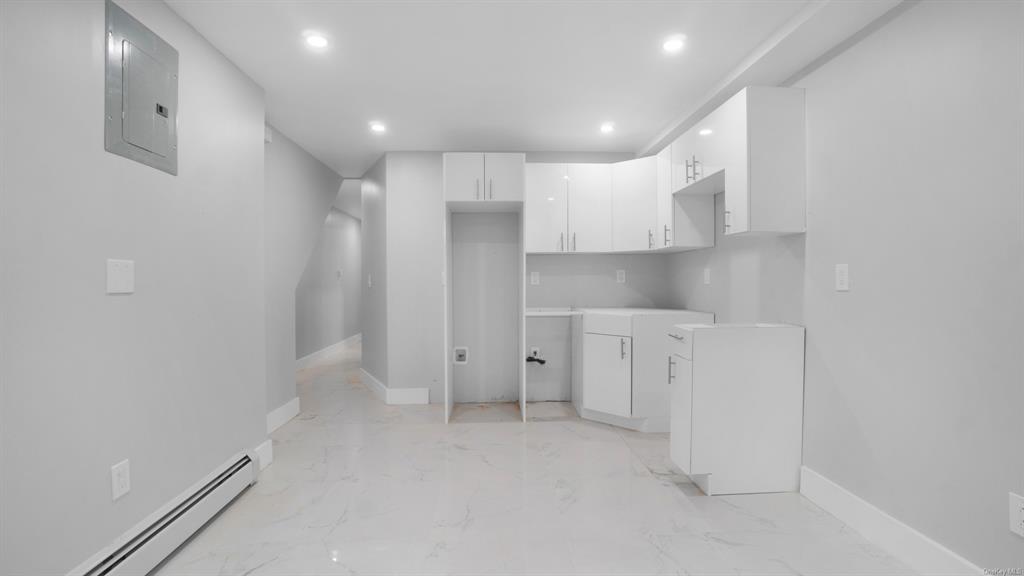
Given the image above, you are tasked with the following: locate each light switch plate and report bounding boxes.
[111,459,131,501]
[703,267,711,285]
[1010,492,1024,538]
[107,259,135,294]
[835,264,850,292]
[530,271,540,286]
[616,270,626,284]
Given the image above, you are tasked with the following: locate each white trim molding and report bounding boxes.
[799,466,983,575]
[360,368,429,405]
[295,333,362,371]
[266,396,300,435]
[253,438,273,471]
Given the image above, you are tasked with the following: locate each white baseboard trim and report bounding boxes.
[253,438,273,471]
[799,466,982,575]
[295,333,362,371]
[360,368,429,405]
[266,396,300,435]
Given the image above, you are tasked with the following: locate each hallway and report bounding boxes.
[156,340,913,575]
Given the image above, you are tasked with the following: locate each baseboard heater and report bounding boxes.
[80,454,256,576]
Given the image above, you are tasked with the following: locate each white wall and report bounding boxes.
[451,213,521,403]
[795,1,1024,567]
[0,1,266,573]
[296,209,362,358]
[666,194,805,324]
[264,124,341,412]
[527,254,676,309]
[360,157,388,383]
[385,153,446,400]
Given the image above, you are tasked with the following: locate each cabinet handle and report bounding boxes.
[664,225,671,246]
[723,210,731,234]
[559,232,564,252]
[692,155,702,180]
[572,233,577,252]
[648,229,653,249]
[668,356,676,382]
[685,159,693,184]
[668,333,687,342]
[489,178,493,200]
[475,179,480,200]
[620,338,627,360]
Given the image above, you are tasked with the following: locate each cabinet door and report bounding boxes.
[669,356,693,474]
[484,153,525,201]
[670,130,694,193]
[566,164,612,252]
[582,333,632,417]
[444,153,485,201]
[699,91,749,234]
[656,147,673,248]
[525,163,568,253]
[612,157,658,252]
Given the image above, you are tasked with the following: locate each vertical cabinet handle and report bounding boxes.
[559,232,564,252]
[723,210,731,234]
[668,356,676,382]
[648,229,653,250]
[685,159,693,184]
[664,225,670,246]
[572,233,577,252]
[620,338,627,360]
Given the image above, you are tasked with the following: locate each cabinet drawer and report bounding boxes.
[667,330,693,359]
[583,313,632,337]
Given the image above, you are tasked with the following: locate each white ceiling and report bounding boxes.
[167,1,812,177]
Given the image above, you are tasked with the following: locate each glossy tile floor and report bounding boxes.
[157,340,914,575]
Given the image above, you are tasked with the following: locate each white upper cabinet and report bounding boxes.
[566,163,612,253]
[525,163,568,253]
[656,147,673,248]
[672,86,805,235]
[484,153,525,201]
[443,152,525,202]
[443,153,485,201]
[611,157,658,251]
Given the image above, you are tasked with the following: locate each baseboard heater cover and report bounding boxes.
[80,454,256,576]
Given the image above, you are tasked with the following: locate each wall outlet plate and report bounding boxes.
[616,269,626,284]
[453,347,468,365]
[1010,492,1024,538]
[703,267,711,285]
[106,259,135,294]
[835,263,850,292]
[111,459,131,501]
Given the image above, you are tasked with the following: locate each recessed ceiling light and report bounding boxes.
[663,34,686,54]
[369,121,387,134]
[699,128,713,136]
[303,31,329,49]
[600,122,615,134]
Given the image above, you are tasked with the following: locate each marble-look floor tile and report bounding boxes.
[155,341,915,576]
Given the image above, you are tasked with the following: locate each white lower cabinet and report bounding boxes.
[668,323,805,495]
[581,332,632,417]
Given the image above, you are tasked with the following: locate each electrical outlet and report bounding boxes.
[1010,492,1024,538]
[835,264,850,292]
[616,269,626,284]
[703,267,711,285]
[453,347,468,364]
[530,347,541,358]
[530,271,539,286]
[111,459,131,501]
[106,259,135,294]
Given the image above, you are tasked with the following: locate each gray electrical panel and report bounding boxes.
[105,0,178,175]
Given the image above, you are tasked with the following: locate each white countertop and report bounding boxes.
[672,322,803,331]
[525,307,582,318]
[526,307,701,318]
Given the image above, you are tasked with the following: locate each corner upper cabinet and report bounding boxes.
[672,86,805,235]
[611,157,658,251]
[443,153,525,202]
